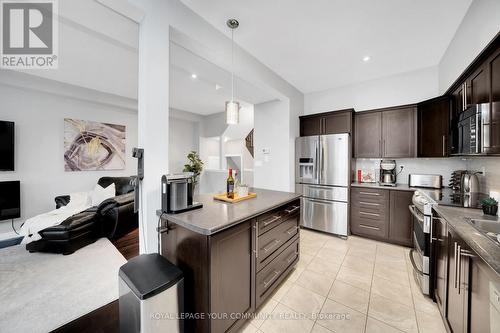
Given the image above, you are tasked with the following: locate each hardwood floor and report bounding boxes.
[111,228,139,260]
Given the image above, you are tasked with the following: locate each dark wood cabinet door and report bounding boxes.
[210,221,254,333]
[485,48,500,154]
[467,66,488,106]
[469,255,500,333]
[323,111,352,134]
[432,211,448,313]
[354,112,382,158]
[300,116,322,136]
[417,97,450,157]
[382,107,416,158]
[388,190,413,246]
[446,228,469,333]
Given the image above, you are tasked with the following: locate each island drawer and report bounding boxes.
[257,200,300,236]
[257,215,299,270]
[256,236,299,307]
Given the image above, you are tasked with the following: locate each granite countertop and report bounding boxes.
[351,182,417,192]
[434,205,500,275]
[157,188,301,235]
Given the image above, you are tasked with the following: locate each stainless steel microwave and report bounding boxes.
[455,103,489,155]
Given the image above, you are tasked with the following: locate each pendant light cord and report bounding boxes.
[231,28,234,102]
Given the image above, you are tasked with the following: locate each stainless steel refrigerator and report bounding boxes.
[296,134,349,236]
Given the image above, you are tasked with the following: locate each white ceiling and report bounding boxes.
[180,0,473,93]
[170,42,276,115]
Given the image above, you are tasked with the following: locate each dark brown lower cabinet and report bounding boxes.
[446,227,470,333]
[389,191,414,246]
[161,200,300,333]
[210,221,254,333]
[469,254,500,333]
[350,187,413,246]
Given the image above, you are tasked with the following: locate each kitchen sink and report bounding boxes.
[464,217,500,245]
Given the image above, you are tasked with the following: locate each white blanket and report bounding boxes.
[20,192,92,244]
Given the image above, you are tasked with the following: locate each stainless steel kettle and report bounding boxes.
[461,171,481,193]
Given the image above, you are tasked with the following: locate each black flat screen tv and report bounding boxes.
[0,121,15,171]
[0,181,20,221]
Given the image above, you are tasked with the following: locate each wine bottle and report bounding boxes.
[227,168,235,199]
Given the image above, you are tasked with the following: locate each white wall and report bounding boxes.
[304,66,439,114]
[254,100,291,192]
[0,84,138,233]
[438,0,500,93]
[168,116,200,174]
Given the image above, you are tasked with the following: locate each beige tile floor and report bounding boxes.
[239,229,447,333]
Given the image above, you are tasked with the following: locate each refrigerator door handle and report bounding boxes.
[315,140,320,183]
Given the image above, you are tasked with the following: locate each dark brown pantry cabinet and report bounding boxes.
[417,96,451,157]
[350,187,413,247]
[354,105,416,158]
[299,109,353,136]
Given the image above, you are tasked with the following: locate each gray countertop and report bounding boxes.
[433,205,500,276]
[351,182,416,192]
[158,188,301,235]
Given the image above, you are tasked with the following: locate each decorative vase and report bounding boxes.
[482,205,498,216]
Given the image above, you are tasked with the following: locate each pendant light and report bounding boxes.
[225,18,240,125]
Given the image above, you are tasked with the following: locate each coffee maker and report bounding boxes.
[379,160,397,186]
[161,173,203,214]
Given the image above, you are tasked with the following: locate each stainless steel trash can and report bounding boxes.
[119,253,184,333]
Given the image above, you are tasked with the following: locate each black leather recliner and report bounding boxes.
[26,177,138,255]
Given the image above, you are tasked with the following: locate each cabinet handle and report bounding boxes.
[359,201,380,206]
[494,291,500,304]
[263,270,281,288]
[360,211,380,217]
[286,252,298,264]
[442,135,446,157]
[284,206,300,214]
[254,224,259,259]
[263,239,281,253]
[383,139,386,157]
[457,244,462,294]
[286,226,298,235]
[464,83,468,109]
[454,242,458,289]
[360,224,379,230]
[359,192,380,196]
[263,216,280,227]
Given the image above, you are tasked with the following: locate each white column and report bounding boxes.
[133,0,170,253]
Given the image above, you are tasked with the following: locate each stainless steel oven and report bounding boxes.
[409,202,431,295]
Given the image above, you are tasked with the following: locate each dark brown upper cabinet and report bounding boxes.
[299,109,353,136]
[382,107,416,158]
[354,106,416,158]
[484,47,500,154]
[354,111,382,158]
[417,96,451,157]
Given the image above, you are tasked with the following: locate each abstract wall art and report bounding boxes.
[64,118,126,171]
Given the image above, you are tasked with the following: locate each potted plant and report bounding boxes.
[481,197,498,216]
[183,151,203,191]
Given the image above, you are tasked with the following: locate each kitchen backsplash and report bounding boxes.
[466,157,500,194]
[355,157,500,195]
[355,158,467,187]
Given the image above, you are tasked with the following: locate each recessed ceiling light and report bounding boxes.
[191,73,197,79]
[215,84,222,90]
[362,56,371,62]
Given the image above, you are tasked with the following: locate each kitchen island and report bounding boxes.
[158,188,301,333]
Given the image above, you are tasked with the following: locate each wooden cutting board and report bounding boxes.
[213,192,257,203]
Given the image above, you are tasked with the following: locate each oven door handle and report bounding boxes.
[409,249,424,276]
[409,205,424,224]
